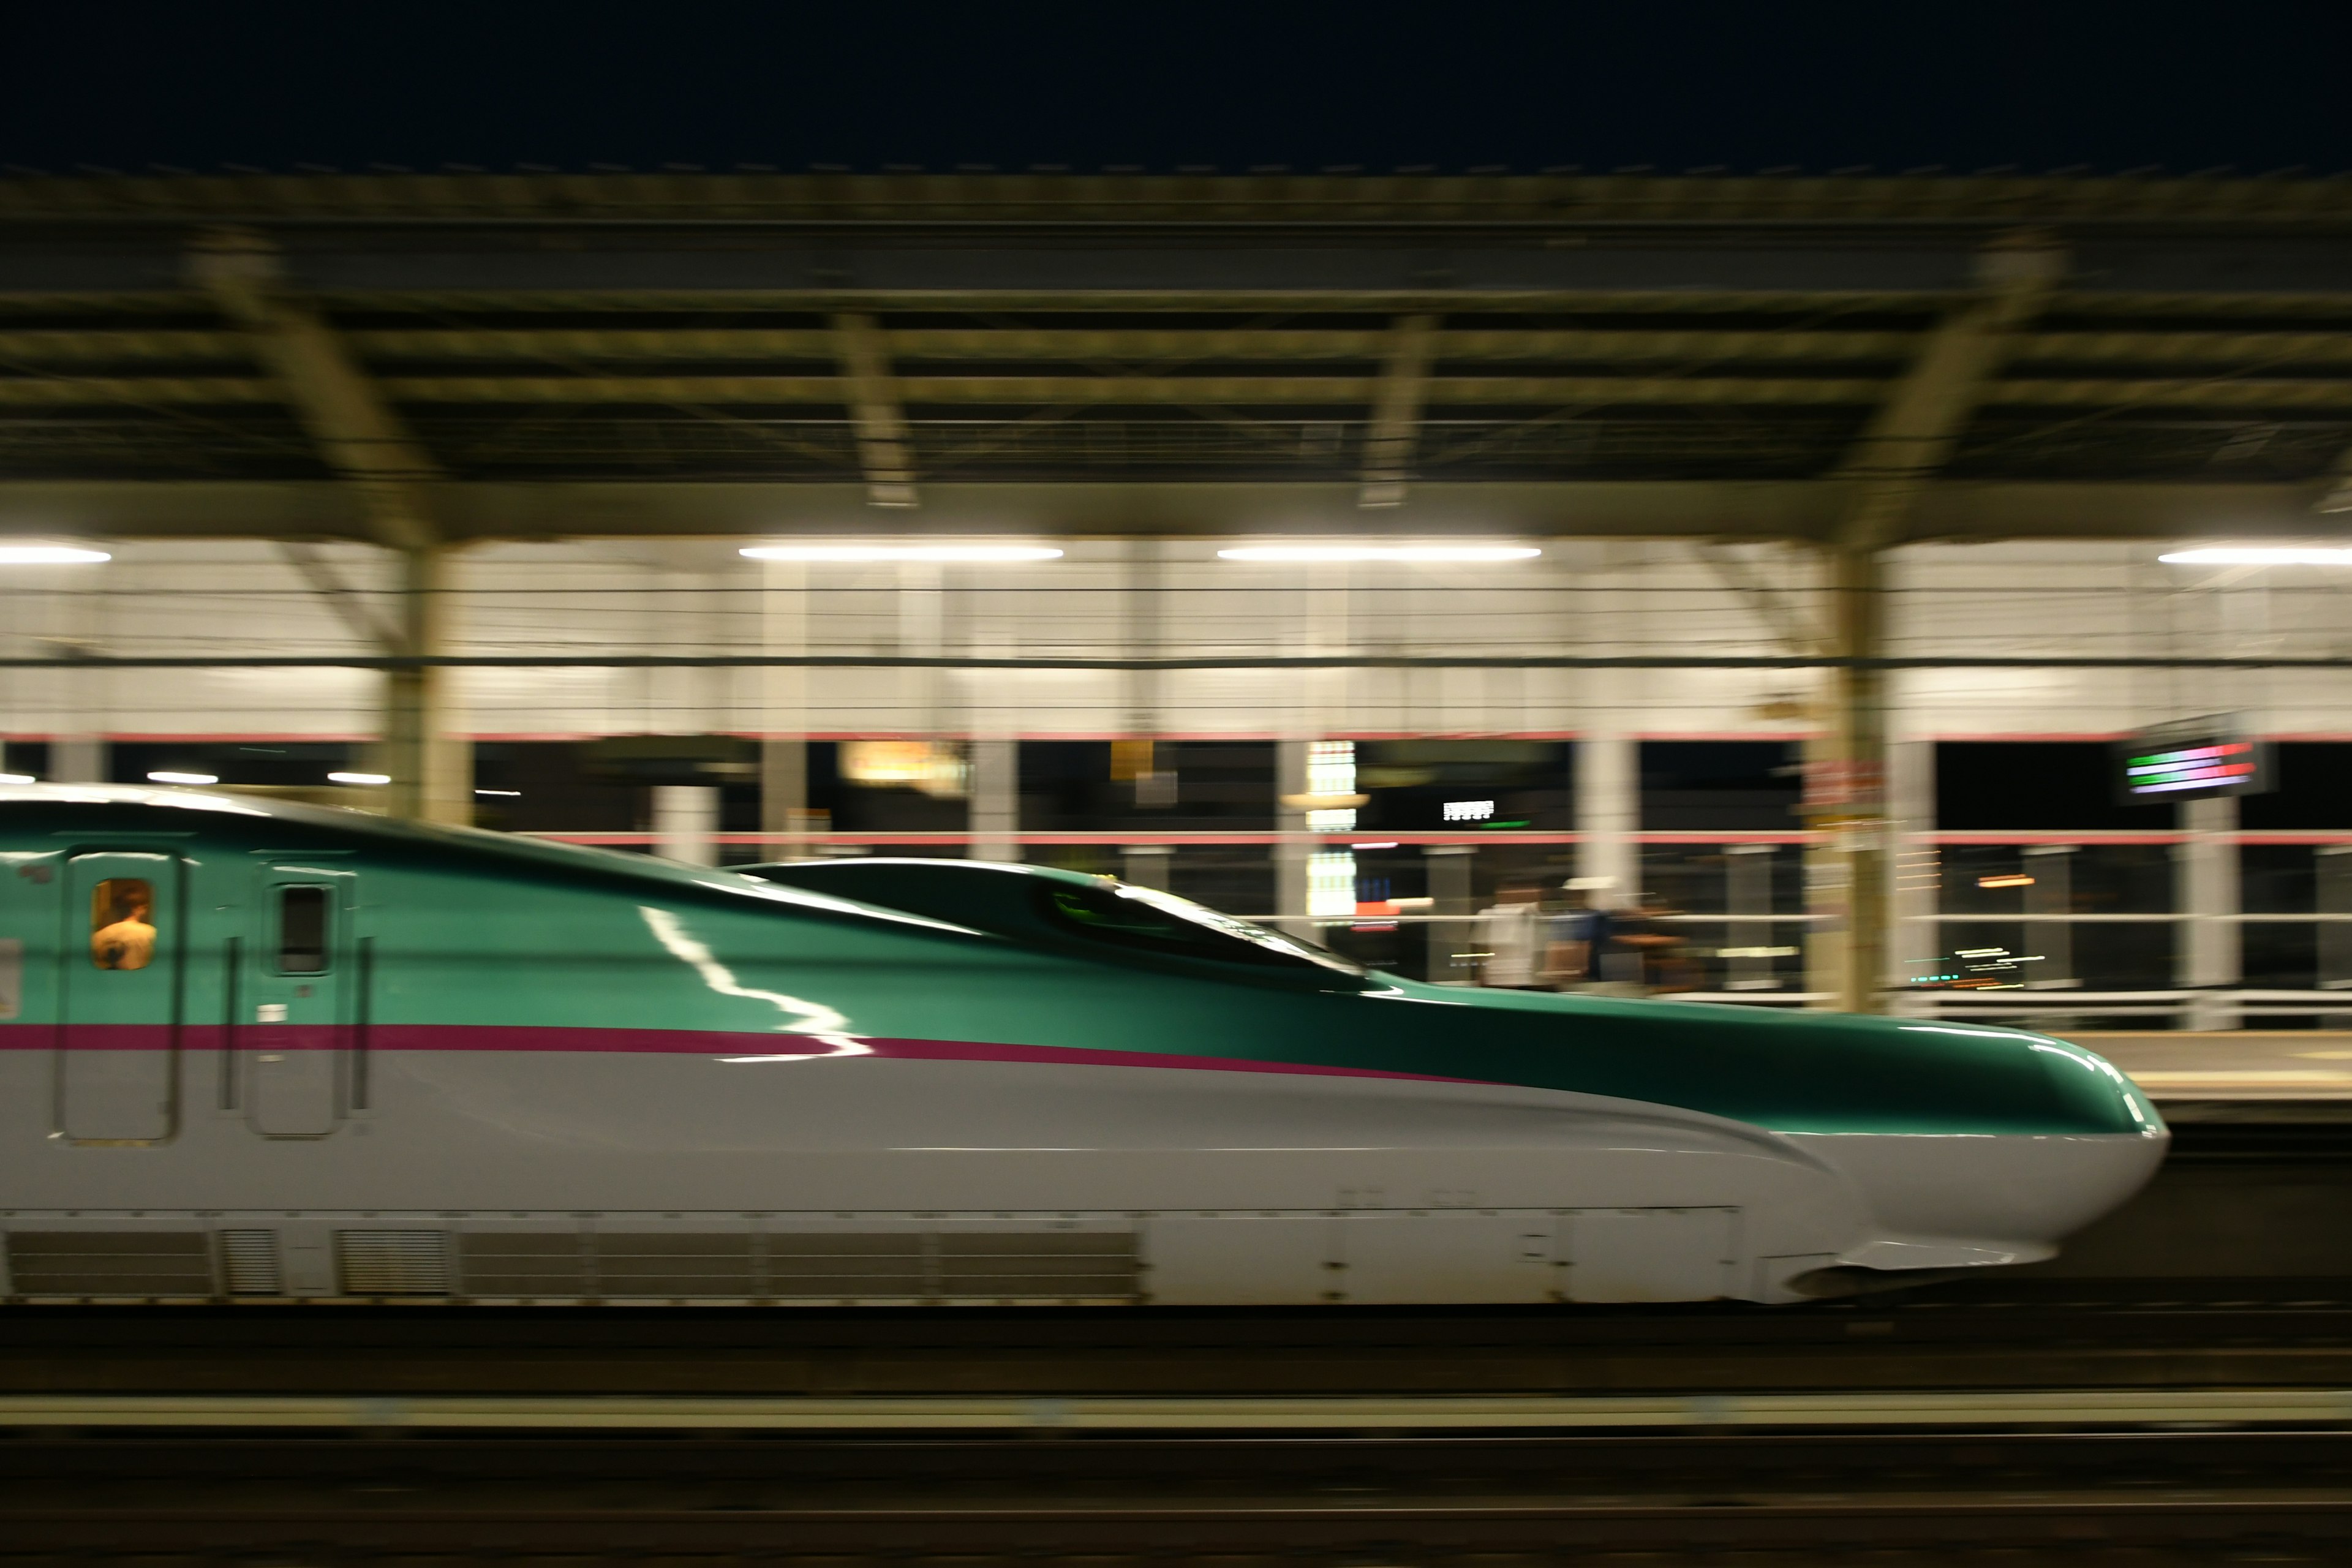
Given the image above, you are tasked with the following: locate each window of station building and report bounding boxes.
[275,886,330,974]
[2239,744,2352,830]
[472,739,767,858]
[1937,843,2173,919]
[1018,741,1276,832]
[1354,740,1574,833]
[1638,742,1801,831]
[1934,742,2173,831]
[89,878,157,971]
[804,740,972,835]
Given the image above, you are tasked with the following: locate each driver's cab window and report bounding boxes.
[1036,879,1363,977]
[90,878,157,971]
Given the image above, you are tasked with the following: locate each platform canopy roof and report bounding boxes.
[1,170,2348,543]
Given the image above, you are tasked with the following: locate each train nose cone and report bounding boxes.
[1790,1026,2168,1273]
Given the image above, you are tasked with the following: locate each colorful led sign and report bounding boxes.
[2124,741,2257,795]
[2114,716,2270,802]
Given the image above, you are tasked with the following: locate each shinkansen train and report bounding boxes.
[0,785,2165,1306]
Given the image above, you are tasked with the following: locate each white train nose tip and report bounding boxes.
[1787,1128,2170,1271]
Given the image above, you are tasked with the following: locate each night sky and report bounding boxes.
[6,1,2351,175]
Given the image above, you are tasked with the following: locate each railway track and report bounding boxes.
[10,1293,2352,1398]
[7,1125,2347,1560]
[3,1430,2350,1561]
[7,1294,2352,1559]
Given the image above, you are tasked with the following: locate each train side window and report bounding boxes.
[90,878,158,971]
[276,886,330,974]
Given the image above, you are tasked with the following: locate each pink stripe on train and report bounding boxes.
[0,1022,1479,1086]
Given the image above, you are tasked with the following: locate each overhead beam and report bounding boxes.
[1836,239,2068,530]
[15,371,2352,409]
[275,540,401,651]
[187,230,462,823]
[831,312,916,508]
[7,168,2352,231]
[1359,314,1439,507]
[0,478,2311,543]
[12,326,2352,368]
[187,231,440,554]
[2312,437,2352,514]
[1693,540,1820,655]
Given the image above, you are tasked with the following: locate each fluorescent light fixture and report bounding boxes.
[327,771,390,786]
[0,544,110,565]
[740,543,1065,562]
[146,770,217,786]
[1217,543,1540,563]
[475,788,521,797]
[2158,546,2352,565]
[0,772,34,785]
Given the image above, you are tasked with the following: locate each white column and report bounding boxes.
[2178,794,2240,1031]
[1575,726,1638,908]
[51,732,106,784]
[50,556,108,784]
[2023,845,2078,988]
[962,558,1018,864]
[760,559,811,854]
[969,738,1019,863]
[1424,845,1476,984]
[1885,736,1938,1010]
[652,785,720,867]
[1123,845,1172,889]
[1275,737,1310,938]
[1725,843,1777,991]
[1273,562,1350,941]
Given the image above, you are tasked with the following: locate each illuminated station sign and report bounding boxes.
[2115,717,2270,802]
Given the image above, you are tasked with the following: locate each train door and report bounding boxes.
[57,851,181,1142]
[245,865,356,1138]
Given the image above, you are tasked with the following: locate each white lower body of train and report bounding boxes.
[0,1050,2167,1305]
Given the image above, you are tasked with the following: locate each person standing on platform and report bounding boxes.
[1476,881,1548,989]
[1547,881,1614,989]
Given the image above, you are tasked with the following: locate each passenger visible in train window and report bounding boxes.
[91,878,157,971]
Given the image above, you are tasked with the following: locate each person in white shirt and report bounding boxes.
[1476,881,1547,989]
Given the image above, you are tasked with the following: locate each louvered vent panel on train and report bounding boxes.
[5,1231,214,1297]
[938,1232,1139,1300]
[765,1233,929,1298]
[593,1234,757,1298]
[398,1227,1141,1302]
[457,1232,586,1297]
[217,1230,282,1295]
[337,1231,451,1295]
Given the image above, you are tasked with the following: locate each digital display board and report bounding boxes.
[2116,717,2270,802]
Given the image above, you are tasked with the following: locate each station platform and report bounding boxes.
[2060,1033,2352,1102]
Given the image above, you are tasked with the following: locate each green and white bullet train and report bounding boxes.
[0,785,2165,1307]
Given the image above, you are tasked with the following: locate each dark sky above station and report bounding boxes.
[7,1,2351,176]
